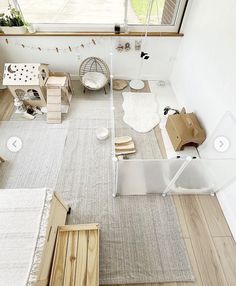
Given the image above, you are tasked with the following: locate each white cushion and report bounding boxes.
[82,72,107,89]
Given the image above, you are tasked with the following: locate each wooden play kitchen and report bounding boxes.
[49,224,99,286]
[3,63,73,124]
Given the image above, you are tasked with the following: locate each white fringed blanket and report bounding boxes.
[0,188,53,286]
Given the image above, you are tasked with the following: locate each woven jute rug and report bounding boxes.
[0,81,194,284]
[55,119,194,284]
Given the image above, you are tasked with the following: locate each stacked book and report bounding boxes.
[115,136,136,156]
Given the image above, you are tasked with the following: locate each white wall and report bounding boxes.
[170,0,236,240]
[0,36,181,80]
[171,0,236,135]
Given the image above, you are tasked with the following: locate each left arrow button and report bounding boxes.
[7,137,22,153]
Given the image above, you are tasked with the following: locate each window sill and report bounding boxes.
[0,31,184,37]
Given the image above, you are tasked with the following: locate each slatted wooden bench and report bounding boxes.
[49,224,99,286]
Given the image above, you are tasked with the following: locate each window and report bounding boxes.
[127,0,187,32]
[0,0,11,14]
[128,0,166,25]
[1,0,187,32]
[128,0,181,25]
[27,89,40,100]
[17,0,125,24]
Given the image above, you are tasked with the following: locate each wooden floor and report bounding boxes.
[0,89,236,286]
[0,89,14,121]
[105,195,236,286]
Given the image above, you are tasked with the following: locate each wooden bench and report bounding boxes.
[49,224,99,286]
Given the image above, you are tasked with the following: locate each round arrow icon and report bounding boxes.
[214,136,230,153]
[7,136,22,153]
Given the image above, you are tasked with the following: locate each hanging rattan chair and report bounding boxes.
[79,57,110,94]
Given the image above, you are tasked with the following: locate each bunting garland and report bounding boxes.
[3,38,99,53]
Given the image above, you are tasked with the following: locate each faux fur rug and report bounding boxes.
[122,92,160,133]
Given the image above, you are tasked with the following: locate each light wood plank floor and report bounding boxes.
[0,89,236,286]
[104,195,236,286]
[0,89,14,121]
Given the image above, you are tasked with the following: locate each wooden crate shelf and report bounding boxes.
[50,224,99,286]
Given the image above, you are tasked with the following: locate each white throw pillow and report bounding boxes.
[82,72,107,89]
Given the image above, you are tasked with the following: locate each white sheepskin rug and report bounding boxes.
[122,92,160,133]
